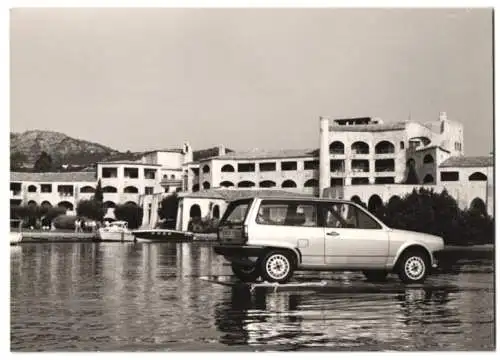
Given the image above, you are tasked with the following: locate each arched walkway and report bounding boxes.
[220,181,234,188]
[57,201,74,211]
[470,197,487,216]
[368,194,383,214]
[304,179,319,187]
[259,180,276,188]
[238,181,255,188]
[189,204,201,218]
[103,186,117,193]
[124,186,139,193]
[80,186,95,193]
[282,180,297,188]
[423,174,434,184]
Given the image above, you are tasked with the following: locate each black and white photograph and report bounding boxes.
[7,3,496,353]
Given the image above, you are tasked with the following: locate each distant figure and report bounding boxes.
[74,218,81,233]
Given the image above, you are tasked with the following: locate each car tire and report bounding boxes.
[362,270,388,282]
[397,250,430,284]
[260,251,295,284]
[231,263,260,283]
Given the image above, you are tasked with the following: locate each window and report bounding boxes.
[259,162,276,172]
[220,199,252,226]
[238,163,255,172]
[202,165,210,173]
[57,185,74,196]
[221,164,235,172]
[375,177,395,184]
[330,160,344,172]
[440,171,459,182]
[351,159,369,172]
[144,168,156,179]
[281,161,297,171]
[351,177,369,185]
[27,185,37,193]
[145,187,154,195]
[124,167,139,178]
[375,159,395,172]
[256,200,318,227]
[423,155,434,164]
[41,184,52,193]
[304,160,319,170]
[102,167,117,178]
[400,141,405,150]
[323,203,381,229]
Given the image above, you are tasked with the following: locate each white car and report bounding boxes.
[214,196,444,284]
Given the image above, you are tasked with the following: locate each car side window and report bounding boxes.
[257,200,319,227]
[323,203,381,229]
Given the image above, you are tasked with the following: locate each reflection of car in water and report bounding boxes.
[214,196,445,284]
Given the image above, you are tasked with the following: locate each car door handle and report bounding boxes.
[326,231,339,236]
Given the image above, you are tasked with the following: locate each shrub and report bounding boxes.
[379,187,494,246]
[77,199,104,220]
[158,193,179,223]
[53,215,77,230]
[114,203,144,229]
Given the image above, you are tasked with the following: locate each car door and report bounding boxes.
[321,202,390,268]
[250,199,325,266]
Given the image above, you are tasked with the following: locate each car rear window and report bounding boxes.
[219,199,253,226]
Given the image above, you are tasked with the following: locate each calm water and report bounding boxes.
[11,242,495,351]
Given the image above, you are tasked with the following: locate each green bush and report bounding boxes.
[114,203,144,229]
[378,188,494,246]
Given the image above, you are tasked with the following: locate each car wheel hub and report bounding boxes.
[266,254,289,280]
[405,256,425,280]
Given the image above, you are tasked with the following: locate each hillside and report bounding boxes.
[10,130,233,170]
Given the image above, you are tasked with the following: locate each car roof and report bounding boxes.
[233,196,355,204]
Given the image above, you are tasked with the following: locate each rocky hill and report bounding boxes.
[10,130,233,170]
[10,130,136,168]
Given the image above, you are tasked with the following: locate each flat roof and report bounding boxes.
[97,160,161,166]
[329,121,407,132]
[203,149,318,161]
[10,171,97,183]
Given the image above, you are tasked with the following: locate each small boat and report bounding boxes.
[10,232,23,245]
[132,228,193,242]
[98,221,136,242]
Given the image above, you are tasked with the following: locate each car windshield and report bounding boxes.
[220,199,252,225]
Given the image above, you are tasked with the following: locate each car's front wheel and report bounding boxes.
[397,251,430,284]
[362,270,388,282]
[231,263,260,283]
[260,251,295,284]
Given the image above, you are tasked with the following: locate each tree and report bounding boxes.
[77,199,104,220]
[158,193,179,221]
[34,151,53,172]
[404,162,419,185]
[10,151,27,171]
[114,203,144,229]
[94,179,103,204]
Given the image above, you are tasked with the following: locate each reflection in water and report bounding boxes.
[11,243,494,351]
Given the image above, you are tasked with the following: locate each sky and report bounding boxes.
[10,8,494,156]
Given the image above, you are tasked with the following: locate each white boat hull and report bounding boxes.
[98,230,136,242]
[10,232,23,245]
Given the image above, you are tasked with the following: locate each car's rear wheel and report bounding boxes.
[260,251,295,284]
[362,270,388,282]
[231,263,260,283]
[397,250,430,284]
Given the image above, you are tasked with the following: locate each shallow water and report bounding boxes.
[10,242,495,351]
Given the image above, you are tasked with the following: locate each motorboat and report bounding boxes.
[10,232,22,245]
[98,221,136,242]
[131,228,193,243]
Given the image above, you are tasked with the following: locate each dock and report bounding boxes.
[12,231,98,243]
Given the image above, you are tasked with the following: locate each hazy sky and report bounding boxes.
[10,8,493,156]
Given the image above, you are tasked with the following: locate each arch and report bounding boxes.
[469,172,487,181]
[351,141,369,154]
[202,181,211,189]
[170,174,175,179]
[329,141,345,154]
[102,186,117,193]
[213,205,220,219]
[41,200,52,208]
[282,180,297,188]
[423,154,434,164]
[219,181,234,188]
[423,174,434,184]
[27,200,37,207]
[304,179,319,187]
[57,201,74,211]
[221,164,235,172]
[27,185,37,193]
[388,195,402,204]
[259,180,276,188]
[124,186,139,194]
[80,185,95,193]
[124,201,137,206]
[470,197,487,216]
[367,194,383,214]
[374,141,395,154]
[192,184,200,192]
[189,204,201,218]
[202,165,210,173]
[238,181,255,188]
[350,195,362,203]
[103,201,116,209]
